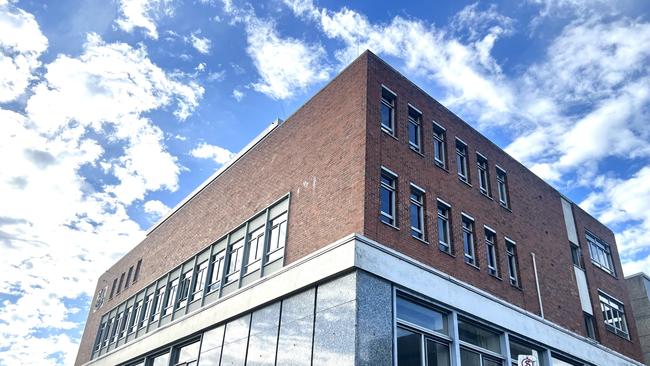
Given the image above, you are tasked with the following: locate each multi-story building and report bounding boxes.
[75,51,645,366]
[625,273,650,365]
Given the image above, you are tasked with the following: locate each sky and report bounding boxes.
[0,0,649,364]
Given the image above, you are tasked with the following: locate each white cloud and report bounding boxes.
[190,32,212,54]
[232,88,244,101]
[115,0,175,39]
[0,1,48,102]
[190,142,235,164]
[144,199,170,219]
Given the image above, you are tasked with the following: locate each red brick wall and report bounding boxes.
[75,54,370,365]
[362,53,643,361]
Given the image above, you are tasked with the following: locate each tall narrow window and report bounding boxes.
[140,293,153,328]
[477,153,490,196]
[380,168,397,226]
[117,272,125,294]
[110,278,117,299]
[462,215,476,265]
[208,250,225,292]
[410,185,425,240]
[133,259,142,283]
[191,260,208,301]
[128,300,142,334]
[119,306,131,339]
[125,266,133,289]
[599,292,629,339]
[162,278,179,316]
[176,269,193,309]
[111,311,122,343]
[245,226,265,273]
[571,243,584,269]
[150,287,165,322]
[586,233,615,275]
[456,139,469,182]
[267,212,287,263]
[432,122,446,168]
[496,167,509,208]
[485,228,498,276]
[380,86,396,134]
[226,238,244,283]
[437,201,451,253]
[408,105,422,152]
[506,238,519,286]
[584,312,596,340]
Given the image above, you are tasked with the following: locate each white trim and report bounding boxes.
[381,84,397,97]
[455,137,468,146]
[476,151,488,161]
[437,198,452,208]
[495,164,507,173]
[598,289,625,305]
[432,120,446,131]
[410,182,426,193]
[461,212,475,222]
[483,225,496,234]
[504,237,516,245]
[381,166,399,178]
[407,103,422,115]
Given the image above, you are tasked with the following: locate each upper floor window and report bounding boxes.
[208,250,226,292]
[380,86,396,135]
[456,139,469,183]
[267,212,287,263]
[408,105,422,152]
[176,269,193,309]
[477,153,490,196]
[586,233,615,275]
[191,260,208,301]
[462,215,476,266]
[410,184,425,240]
[163,278,179,315]
[437,200,451,253]
[485,228,498,276]
[125,266,133,289]
[128,300,142,334]
[505,238,519,287]
[432,122,447,168]
[570,242,584,269]
[599,292,629,339]
[246,226,265,273]
[380,168,398,226]
[496,167,509,208]
[226,238,244,283]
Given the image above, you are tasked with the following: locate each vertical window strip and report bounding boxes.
[380,87,396,134]
[437,201,451,253]
[456,139,469,182]
[432,122,446,168]
[380,169,397,226]
[462,215,476,265]
[410,185,425,240]
[408,106,422,152]
[506,239,519,286]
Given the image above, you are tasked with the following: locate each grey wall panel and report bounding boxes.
[246,302,281,366]
[356,271,393,366]
[220,314,251,366]
[276,288,315,366]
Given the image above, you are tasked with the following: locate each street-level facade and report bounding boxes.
[76,51,644,366]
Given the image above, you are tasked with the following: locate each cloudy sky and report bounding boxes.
[1,0,649,364]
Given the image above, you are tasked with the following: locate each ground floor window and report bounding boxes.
[397,326,451,366]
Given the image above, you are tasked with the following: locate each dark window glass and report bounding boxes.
[437,203,451,253]
[408,106,422,152]
[433,123,446,168]
[380,170,397,225]
[496,168,509,207]
[462,217,476,265]
[396,296,448,335]
[456,140,469,182]
[381,87,395,133]
[485,229,498,276]
[125,266,133,289]
[477,154,490,195]
[426,339,451,366]
[458,319,501,353]
[133,259,142,283]
[410,187,425,240]
[397,327,422,366]
[506,239,519,286]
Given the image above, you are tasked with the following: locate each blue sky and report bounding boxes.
[0,0,649,364]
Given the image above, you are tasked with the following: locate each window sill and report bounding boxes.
[381,127,398,140]
[410,146,425,157]
[499,202,512,212]
[435,161,449,173]
[381,221,400,231]
[458,177,472,188]
[464,261,480,271]
[488,273,502,281]
[510,283,522,291]
[605,327,631,341]
[480,191,493,200]
[439,248,455,258]
[411,235,429,245]
[591,262,618,279]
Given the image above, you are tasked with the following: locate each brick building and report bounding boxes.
[75,51,645,366]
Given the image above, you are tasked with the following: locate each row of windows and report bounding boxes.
[381,168,520,287]
[396,292,592,366]
[92,196,290,359]
[95,259,143,310]
[380,86,511,209]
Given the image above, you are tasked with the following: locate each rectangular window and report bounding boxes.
[111,311,122,343]
[267,212,287,263]
[456,139,469,182]
[172,341,200,366]
[462,215,476,266]
[128,300,142,334]
[586,233,615,275]
[485,228,498,276]
[496,167,509,208]
[94,321,107,351]
[506,238,519,286]
[600,292,629,339]
[226,238,244,283]
[176,269,193,309]
[208,250,226,292]
[380,86,396,134]
[408,105,422,152]
[245,226,265,273]
[118,307,130,339]
[437,201,451,253]
[380,168,397,226]
[149,287,165,323]
[584,312,596,340]
[117,272,125,295]
[571,243,584,269]
[110,278,117,299]
[140,293,153,328]
[458,318,502,364]
[133,259,142,284]
[162,278,178,316]
[102,317,113,347]
[509,338,543,366]
[191,260,208,301]
[477,153,490,196]
[410,185,425,240]
[125,266,133,290]
[432,122,446,168]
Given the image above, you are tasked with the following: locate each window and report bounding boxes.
[458,319,503,366]
[380,86,396,134]
[437,201,451,253]
[584,312,596,340]
[128,300,142,334]
[150,352,170,366]
[140,293,153,328]
[226,238,244,283]
[485,228,498,276]
[408,105,422,152]
[163,278,179,316]
[432,122,446,168]
[245,226,265,273]
[396,295,448,335]
[117,272,125,294]
[111,311,122,343]
[208,250,226,292]
[506,238,519,286]
[410,185,425,240]
[397,327,451,366]
[94,321,107,351]
[586,233,615,275]
[125,266,133,289]
[477,154,490,196]
[380,168,397,226]
[133,259,142,283]
[496,167,509,208]
[570,243,583,269]
[190,260,208,301]
[177,269,193,309]
[599,292,629,339]
[172,341,200,366]
[110,278,117,299]
[456,139,469,182]
[462,215,476,266]
[149,287,165,322]
[509,338,544,366]
[119,306,131,339]
[267,212,287,262]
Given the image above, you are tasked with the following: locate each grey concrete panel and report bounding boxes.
[312,298,356,366]
[246,302,281,366]
[356,271,393,366]
[276,288,315,366]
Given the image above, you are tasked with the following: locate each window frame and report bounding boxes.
[437,199,452,254]
[432,121,447,169]
[380,86,397,135]
[461,213,477,266]
[456,138,470,183]
[505,238,519,287]
[410,184,426,241]
[496,166,509,208]
[599,291,629,339]
[586,232,615,276]
[408,104,423,153]
[380,167,398,227]
[484,226,499,277]
[476,152,491,196]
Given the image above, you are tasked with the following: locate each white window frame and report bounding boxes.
[381,168,398,226]
[586,232,615,275]
[484,226,498,276]
[496,166,509,207]
[432,121,446,168]
[410,184,426,240]
[381,86,397,135]
[456,139,469,182]
[408,104,423,152]
[599,291,629,339]
[505,238,519,286]
[461,213,476,265]
[477,152,490,196]
[437,200,451,253]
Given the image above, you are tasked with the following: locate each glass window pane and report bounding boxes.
[460,348,481,366]
[175,341,200,364]
[458,319,501,353]
[151,353,170,366]
[396,296,448,335]
[426,339,450,366]
[509,339,543,366]
[199,326,225,366]
[397,327,422,366]
[483,357,501,366]
[381,187,393,215]
[381,103,392,129]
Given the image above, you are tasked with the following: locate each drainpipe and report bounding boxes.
[531,252,544,318]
